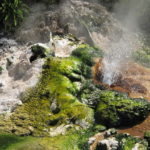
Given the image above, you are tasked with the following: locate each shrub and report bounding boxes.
[133,46,150,67]
[0,0,28,32]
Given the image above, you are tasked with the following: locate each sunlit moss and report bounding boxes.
[95,91,150,127]
[0,55,95,136]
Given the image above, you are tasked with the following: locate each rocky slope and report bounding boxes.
[0,0,150,150]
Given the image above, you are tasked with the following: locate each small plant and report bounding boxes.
[133,46,150,67]
[0,67,2,74]
[0,0,29,32]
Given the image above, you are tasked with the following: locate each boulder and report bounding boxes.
[96,130,148,150]
[95,91,150,127]
[30,43,53,62]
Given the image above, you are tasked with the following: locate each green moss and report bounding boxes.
[72,44,103,67]
[144,130,150,146]
[93,124,107,132]
[0,56,94,136]
[133,46,150,68]
[44,57,82,81]
[0,134,36,150]
[116,134,148,150]
[30,44,52,62]
[78,80,104,107]
[0,66,3,74]
[0,128,95,150]
[95,91,150,127]
[96,131,148,150]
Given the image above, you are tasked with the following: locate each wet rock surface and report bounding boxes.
[90,129,148,150]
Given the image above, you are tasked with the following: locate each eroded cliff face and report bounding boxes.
[15,0,131,46]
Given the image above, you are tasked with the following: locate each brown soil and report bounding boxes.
[90,133,105,150]
[94,59,150,101]
[118,115,150,138]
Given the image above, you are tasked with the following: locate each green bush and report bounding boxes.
[24,0,59,5]
[133,46,150,67]
[0,0,28,32]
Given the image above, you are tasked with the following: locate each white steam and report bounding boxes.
[101,0,149,85]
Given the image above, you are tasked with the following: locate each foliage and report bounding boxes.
[116,133,148,150]
[38,0,59,4]
[0,134,35,150]
[72,44,103,67]
[0,66,3,74]
[133,46,150,67]
[144,130,150,146]
[0,128,95,150]
[0,0,28,32]
[23,0,59,5]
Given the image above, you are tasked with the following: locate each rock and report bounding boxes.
[28,126,34,132]
[95,131,148,150]
[95,91,150,127]
[115,133,148,150]
[88,137,96,145]
[93,124,107,132]
[144,130,150,146]
[97,137,119,150]
[73,82,82,92]
[0,38,17,48]
[0,83,3,87]
[49,124,74,137]
[6,57,13,69]
[53,35,79,57]
[50,99,60,114]
[112,77,148,94]
[12,127,31,136]
[8,61,31,80]
[30,43,52,62]
[10,101,22,112]
[104,128,117,137]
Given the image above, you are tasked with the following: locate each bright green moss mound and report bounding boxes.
[95,91,150,127]
[72,44,103,67]
[0,56,94,136]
